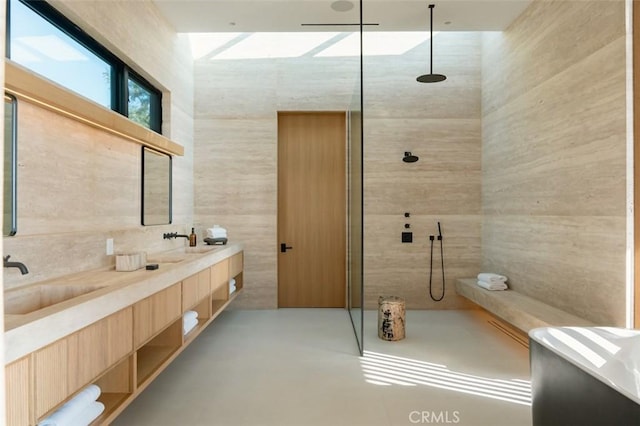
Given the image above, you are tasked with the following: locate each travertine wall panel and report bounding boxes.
[362,32,482,309]
[194,32,482,309]
[4,0,194,289]
[481,0,626,325]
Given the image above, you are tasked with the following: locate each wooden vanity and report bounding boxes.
[4,244,243,425]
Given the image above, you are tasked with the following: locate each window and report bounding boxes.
[6,0,162,133]
[128,75,161,131]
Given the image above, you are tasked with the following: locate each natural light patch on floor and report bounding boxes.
[360,351,532,406]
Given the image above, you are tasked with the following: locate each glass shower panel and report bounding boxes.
[347,0,364,356]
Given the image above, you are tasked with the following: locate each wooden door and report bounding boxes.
[278,112,346,307]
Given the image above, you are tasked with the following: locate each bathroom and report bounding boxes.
[1,0,636,425]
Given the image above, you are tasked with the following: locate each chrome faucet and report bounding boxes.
[163,232,189,241]
[4,255,29,275]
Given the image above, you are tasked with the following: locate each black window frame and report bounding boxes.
[6,0,162,134]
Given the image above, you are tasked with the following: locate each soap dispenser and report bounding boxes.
[189,227,197,247]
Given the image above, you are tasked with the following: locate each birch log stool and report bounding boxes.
[378,296,405,341]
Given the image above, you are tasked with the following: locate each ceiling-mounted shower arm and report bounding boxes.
[417,3,446,83]
[429,4,434,74]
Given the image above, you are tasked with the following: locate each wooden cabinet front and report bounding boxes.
[181,273,199,312]
[133,283,181,347]
[6,357,30,426]
[229,252,243,278]
[34,339,68,419]
[7,250,243,425]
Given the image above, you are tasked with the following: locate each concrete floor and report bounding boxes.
[113,309,532,426]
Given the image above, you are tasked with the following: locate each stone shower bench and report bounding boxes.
[455,278,593,333]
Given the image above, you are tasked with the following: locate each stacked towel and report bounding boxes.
[229,278,236,294]
[477,273,508,291]
[477,273,508,284]
[183,310,199,335]
[206,225,227,239]
[38,384,104,426]
[476,280,508,291]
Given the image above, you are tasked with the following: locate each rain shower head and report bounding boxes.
[417,73,447,83]
[403,152,419,163]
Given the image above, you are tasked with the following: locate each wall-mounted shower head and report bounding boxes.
[403,152,419,163]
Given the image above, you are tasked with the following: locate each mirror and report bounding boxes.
[141,146,172,225]
[4,94,17,236]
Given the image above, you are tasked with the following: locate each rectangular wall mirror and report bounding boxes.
[4,93,17,236]
[141,146,172,225]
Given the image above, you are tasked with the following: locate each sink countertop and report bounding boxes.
[4,243,243,364]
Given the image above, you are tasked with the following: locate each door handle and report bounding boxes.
[280,243,293,253]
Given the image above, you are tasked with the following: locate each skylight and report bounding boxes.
[188,31,431,60]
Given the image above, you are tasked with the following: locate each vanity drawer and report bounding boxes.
[67,307,133,396]
[197,268,211,302]
[182,271,211,312]
[6,356,30,426]
[133,283,181,347]
[34,339,68,419]
[229,252,243,278]
[211,258,230,292]
[182,273,199,311]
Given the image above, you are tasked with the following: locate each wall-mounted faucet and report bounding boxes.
[163,232,189,241]
[4,255,29,275]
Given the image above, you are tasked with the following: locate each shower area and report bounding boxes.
[194,0,628,354]
[348,1,480,354]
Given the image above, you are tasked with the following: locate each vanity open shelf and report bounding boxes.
[136,320,182,388]
[4,248,243,426]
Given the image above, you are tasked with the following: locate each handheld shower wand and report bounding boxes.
[428,222,445,301]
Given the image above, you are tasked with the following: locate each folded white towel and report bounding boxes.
[183,310,198,322]
[38,385,101,426]
[207,226,228,239]
[183,317,198,335]
[71,401,105,426]
[477,280,508,291]
[477,273,508,284]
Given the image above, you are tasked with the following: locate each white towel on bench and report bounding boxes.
[477,280,508,291]
[477,273,508,284]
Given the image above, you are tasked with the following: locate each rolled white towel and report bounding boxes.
[183,310,198,322]
[38,384,101,426]
[229,278,236,290]
[477,280,508,291]
[70,401,105,426]
[183,317,198,335]
[230,285,236,294]
[477,273,508,284]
